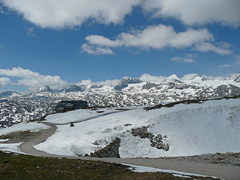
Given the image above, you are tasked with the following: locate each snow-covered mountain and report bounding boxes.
[0,91,21,98]
[114,77,142,91]
[21,74,240,107]
[1,74,240,127]
[36,86,53,93]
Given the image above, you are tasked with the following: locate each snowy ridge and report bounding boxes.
[21,74,240,107]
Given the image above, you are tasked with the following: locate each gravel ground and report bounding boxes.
[158,152,240,167]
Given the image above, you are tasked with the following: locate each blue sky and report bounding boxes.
[0,0,240,91]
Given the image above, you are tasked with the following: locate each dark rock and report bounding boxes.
[90,138,121,158]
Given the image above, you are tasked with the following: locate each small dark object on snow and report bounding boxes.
[70,122,74,127]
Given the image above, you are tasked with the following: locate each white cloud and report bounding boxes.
[0,0,142,29]
[171,56,195,63]
[0,67,67,89]
[98,79,120,86]
[0,6,4,14]
[172,54,196,63]
[143,0,240,27]
[0,77,11,88]
[82,24,231,55]
[0,5,8,15]
[169,28,213,48]
[81,44,114,55]
[2,0,239,28]
[219,64,230,68]
[139,73,165,83]
[78,79,120,87]
[85,35,124,47]
[85,25,213,50]
[77,79,94,86]
[194,42,233,55]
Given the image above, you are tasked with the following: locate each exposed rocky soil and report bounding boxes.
[88,138,121,158]
[0,130,42,143]
[131,126,169,151]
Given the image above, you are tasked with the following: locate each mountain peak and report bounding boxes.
[64,85,83,92]
[0,91,21,98]
[114,77,142,91]
[37,86,52,92]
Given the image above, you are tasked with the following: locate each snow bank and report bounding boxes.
[0,122,50,136]
[34,99,240,158]
[0,143,23,154]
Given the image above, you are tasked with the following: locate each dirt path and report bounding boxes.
[79,157,240,180]
[19,121,240,180]
[19,122,59,157]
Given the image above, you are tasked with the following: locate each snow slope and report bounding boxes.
[33,98,240,158]
[0,98,239,158]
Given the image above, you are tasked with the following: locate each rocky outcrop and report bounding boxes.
[64,85,83,92]
[131,126,169,151]
[89,138,121,158]
[114,77,142,91]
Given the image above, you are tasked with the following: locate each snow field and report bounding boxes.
[34,99,240,158]
[0,122,51,136]
[0,98,239,158]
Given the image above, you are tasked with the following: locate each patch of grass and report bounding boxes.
[0,151,219,180]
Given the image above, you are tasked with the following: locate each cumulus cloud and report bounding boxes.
[99,79,120,86]
[82,24,231,55]
[171,57,195,63]
[194,42,233,55]
[81,44,114,55]
[219,64,230,68]
[0,77,11,88]
[0,6,4,14]
[139,73,166,83]
[0,0,142,29]
[0,67,67,89]
[78,79,120,87]
[85,35,124,47]
[142,0,240,27]
[171,54,196,63]
[1,0,239,28]
[0,5,8,15]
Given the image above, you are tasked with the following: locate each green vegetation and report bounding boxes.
[0,151,220,180]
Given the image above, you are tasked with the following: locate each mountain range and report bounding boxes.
[1,74,240,107]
